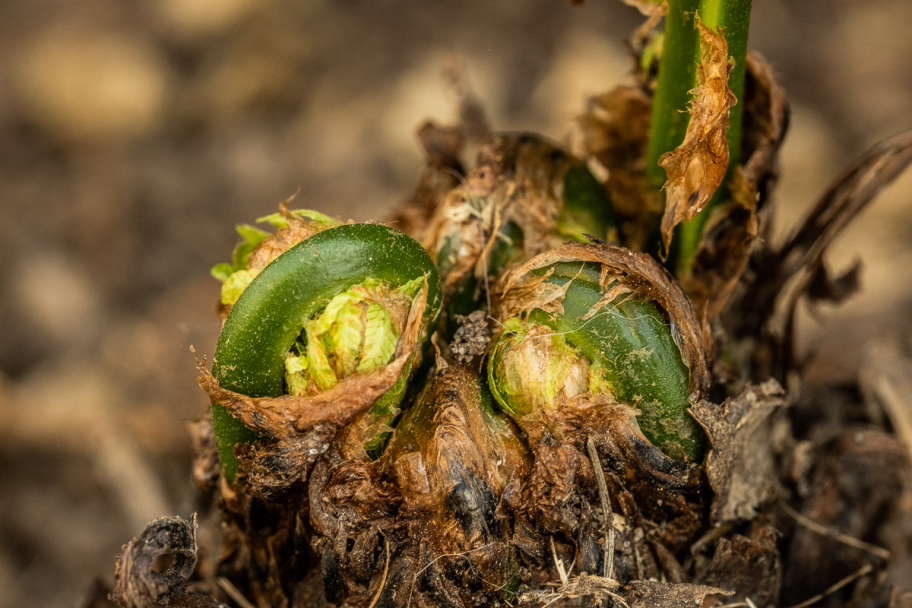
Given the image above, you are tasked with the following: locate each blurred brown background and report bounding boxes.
[0,1,909,606]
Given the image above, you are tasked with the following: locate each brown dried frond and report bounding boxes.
[577,85,661,251]
[659,18,737,258]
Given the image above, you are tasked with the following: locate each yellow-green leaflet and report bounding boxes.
[359,303,399,372]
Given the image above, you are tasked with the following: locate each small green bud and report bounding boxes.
[358,302,399,371]
[283,354,310,397]
[208,223,442,481]
[301,283,404,394]
[489,321,594,417]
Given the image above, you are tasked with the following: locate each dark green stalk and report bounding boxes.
[645,0,701,190]
[675,0,753,271]
[645,0,753,271]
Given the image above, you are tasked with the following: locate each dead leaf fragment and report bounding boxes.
[691,379,787,523]
[740,130,912,344]
[779,129,912,279]
[577,85,662,251]
[620,580,732,608]
[112,514,218,608]
[659,18,737,257]
[699,521,782,607]
[681,51,787,325]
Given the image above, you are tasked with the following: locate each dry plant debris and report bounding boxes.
[691,379,787,523]
[658,19,737,257]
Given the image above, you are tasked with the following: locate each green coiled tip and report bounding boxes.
[487,248,708,463]
[210,223,442,481]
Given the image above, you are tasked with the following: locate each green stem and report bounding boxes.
[645,0,753,271]
[676,0,753,272]
[645,0,701,190]
[700,0,752,170]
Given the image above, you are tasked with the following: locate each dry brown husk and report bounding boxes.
[309,362,529,608]
[421,132,602,303]
[111,514,219,608]
[691,379,788,524]
[682,50,788,333]
[577,84,661,252]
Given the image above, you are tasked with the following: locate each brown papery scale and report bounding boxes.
[309,362,529,607]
